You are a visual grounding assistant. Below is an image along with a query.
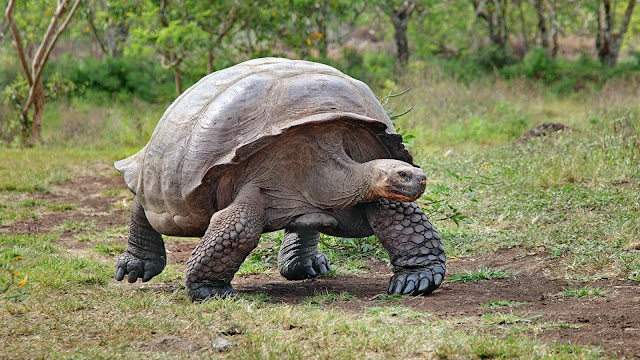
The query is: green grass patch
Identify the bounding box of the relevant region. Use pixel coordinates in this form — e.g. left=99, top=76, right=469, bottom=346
left=55, top=220, right=96, bottom=232
left=562, top=286, right=607, bottom=299
left=155, top=263, right=184, bottom=282
left=373, top=293, right=405, bottom=302
left=481, top=300, right=530, bottom=309
left=448, top=266, right=517, bottom=283
left=46, top=203, right=77, bottom=211
left=301, top=291, right=357, bottom=306
left=93, top=242, right=126, bottom=256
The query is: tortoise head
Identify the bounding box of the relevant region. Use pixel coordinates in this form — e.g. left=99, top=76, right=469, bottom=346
left=367, top=160, right=427, bottom=202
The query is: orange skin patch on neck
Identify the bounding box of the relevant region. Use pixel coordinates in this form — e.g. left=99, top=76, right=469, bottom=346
left=376, top=187, right=420, bottom=203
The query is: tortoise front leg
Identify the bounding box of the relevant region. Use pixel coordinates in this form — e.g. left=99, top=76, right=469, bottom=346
left=278, top=229, right=333, bottom=280
left=185, top=187, right=265, bottom=301
left=366, top=199, right=446, bottom=295
left=114, top=197, right=166, bottom=283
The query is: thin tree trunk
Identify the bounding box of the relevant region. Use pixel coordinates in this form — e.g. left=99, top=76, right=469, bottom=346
left=497, top=0, right=507, bottom=48
left=87, top=6, right=107, bottom=55
left=389, top=1, right=416, bottom=67
left=517, top=0, right=528, bottom=55
left=548, top=0, right=558, bottom=57
left=29, top=80, right=44, bottom=144
left=535, top=0, right=548, bottom=49
left=5, top=0, right=82, bottom=145
left=207, top=46, right=214, bottom=74
left=174, top=67, right=183, bottom=95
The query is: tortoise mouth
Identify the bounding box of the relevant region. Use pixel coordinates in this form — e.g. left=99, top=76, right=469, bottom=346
left=384, top=185, right=424, bottom=202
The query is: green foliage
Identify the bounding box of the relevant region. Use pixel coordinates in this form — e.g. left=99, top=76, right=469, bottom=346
left=0, top=248, right=29, bottom=300
left=50, top=56, right=175, bottom=102
left=301, top=291, right=356, bottom=306
left=562, top=286, right=607, bottom=298
left=1, top=73, right=76, bottom=145
left=421, top=166, right=500, bottom=226
left=474, top=46, right=517, bottom=70
left=481, top=300, right=530, bottom=309
left=448, top=266, right=517, bottom=283
left=330, top=49, right=396, bottom=89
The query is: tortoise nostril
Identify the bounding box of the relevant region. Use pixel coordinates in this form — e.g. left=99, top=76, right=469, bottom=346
left=417, top=175, right=427, bottom=185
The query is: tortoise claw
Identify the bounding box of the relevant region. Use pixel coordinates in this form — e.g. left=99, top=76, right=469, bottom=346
left=279, top=252, right=333, bottom=280
left=388, top=264, right=446, bottom=296
left=114, top=251, right=166, bottom=283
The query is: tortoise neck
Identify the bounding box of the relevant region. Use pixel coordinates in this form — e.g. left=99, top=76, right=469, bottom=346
left=350, top=161, right=381, bottom=204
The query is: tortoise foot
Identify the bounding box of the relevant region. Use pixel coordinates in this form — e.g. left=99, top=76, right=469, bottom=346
left=187, top=281, right=234, bottom=301
left=388, top=264, right=445, bottom=296
left=114, top=251, right=166, bottom=283
left=280, top=253, right=333, bottom=280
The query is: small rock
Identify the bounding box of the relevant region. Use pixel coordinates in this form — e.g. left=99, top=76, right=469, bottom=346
left=628, top=242, right=640, bottom=250
left=222, top=323, right=243, bottom=336
left=212, top=337, right=232, bottom=352
left=444, top=149, right=454, bottom=157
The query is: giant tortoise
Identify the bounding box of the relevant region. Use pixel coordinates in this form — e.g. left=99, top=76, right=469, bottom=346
left=114, top=57, right=446, bottom=301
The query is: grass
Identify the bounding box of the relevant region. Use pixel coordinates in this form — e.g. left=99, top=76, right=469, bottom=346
left=301, top=291, right=357, bottom=306
left=447, top=266, right=517, bottom=283
left=46, top=203, right=77, bottom=211
left=55, top=220, right=97, bottom=232
left=481, top=300, right=530, bottom=309
left=1, top=66, right=638, bottom=358
left=562, top=286, right=607, bottom=299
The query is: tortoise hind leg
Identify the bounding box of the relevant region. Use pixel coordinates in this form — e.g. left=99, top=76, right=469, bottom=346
left=366, top=199, right=446, bottom=295
left=186, top=186, right=265, bottom=301
left=278, top=229, right=333, bottom=280
left=115, top=197, right=167, bottom=283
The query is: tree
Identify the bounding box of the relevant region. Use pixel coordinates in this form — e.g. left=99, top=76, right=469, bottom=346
left=191, top=0, right=241, bottom=73
left=84, top=0, right=141, bottom=58
left=5, top=0, right=82, bottom=145
left=129, top=0, right=208, bottom=96
left=471, top=0, right=509, bottom=49
left=384, top=0, right=418, bottom=67
left=596, top=0, right=636, bottom=67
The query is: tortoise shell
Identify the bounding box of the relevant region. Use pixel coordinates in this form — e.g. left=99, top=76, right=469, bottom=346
left=115, top=58, right=413, bottom=235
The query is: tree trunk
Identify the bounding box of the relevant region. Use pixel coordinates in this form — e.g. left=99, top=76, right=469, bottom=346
left=207, top=46, right=214, bottom=74
left=174, top=67, right=182, bottom=96
left=29, top=80, right=44, bottom=144
left=472, top=0, right=507, bottom=49
left=517, top=0, right=528, bottom=55
left=535, top=0, right=548, bottom=49
left=106, top=21, right=128, bottom=58
left=389, top=1, right=416, bottom=67
left=597, top=0, right=636, bottom=67
left=548, top=0, right=558, bottom=57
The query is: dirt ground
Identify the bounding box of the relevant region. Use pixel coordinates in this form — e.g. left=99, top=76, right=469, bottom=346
left=2, top=174, right=639, bottom=358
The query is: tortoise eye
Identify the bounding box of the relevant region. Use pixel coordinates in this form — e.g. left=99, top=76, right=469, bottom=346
left=399, top=171, right=408, bottom=178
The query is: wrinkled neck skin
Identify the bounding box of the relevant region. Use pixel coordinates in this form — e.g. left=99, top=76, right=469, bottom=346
left=316, top=158, right=402, bottom=209
left=349, top=161, right=386, bottom=205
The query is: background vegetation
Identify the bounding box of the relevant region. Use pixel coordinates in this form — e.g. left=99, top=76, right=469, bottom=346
left=1, top=0, right=640, bottom=358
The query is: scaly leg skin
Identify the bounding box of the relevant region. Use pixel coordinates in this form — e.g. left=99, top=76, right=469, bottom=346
left=367, top=199, right=446, bottom=295
left=185, top=188, right=265, bottom=301
left=278, top=229, right=333, bottom=280
left=114, top=197, right=166, bottom=283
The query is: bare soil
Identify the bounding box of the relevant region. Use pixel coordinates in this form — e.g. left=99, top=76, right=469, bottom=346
left=2, top=175, right=639, bottom=358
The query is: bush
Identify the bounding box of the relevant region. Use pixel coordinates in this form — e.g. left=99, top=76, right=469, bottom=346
left=474, top=46, right=517, bottom=70
left=328, top=48, right=396, bottom=89
left=48, top=56, right=177, bottom=103
left=501, top=47, right=556, bottom=81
